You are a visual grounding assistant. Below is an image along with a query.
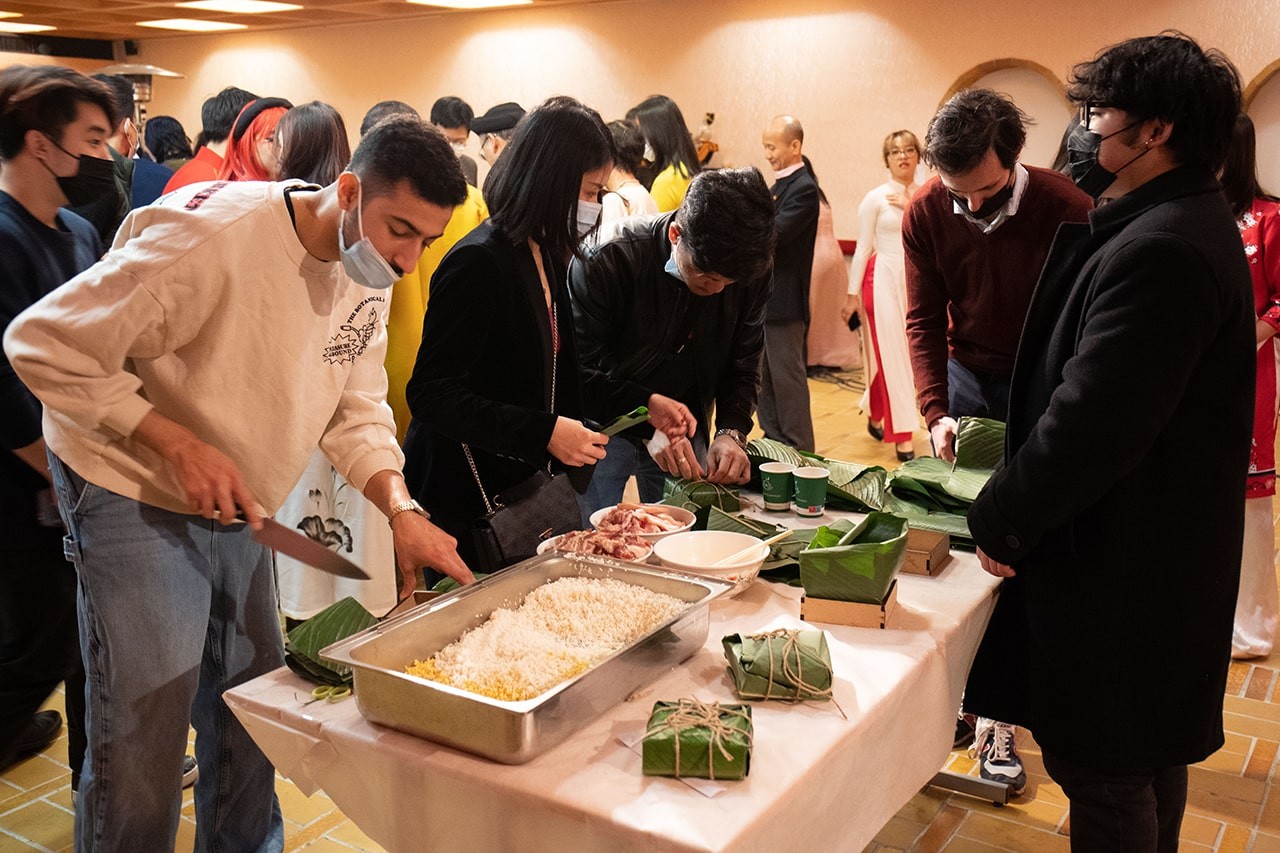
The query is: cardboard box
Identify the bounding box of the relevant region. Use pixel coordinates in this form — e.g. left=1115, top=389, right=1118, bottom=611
left=800, top=579, right=899, bottom=629
left=902, top=528, right=951, bottom=576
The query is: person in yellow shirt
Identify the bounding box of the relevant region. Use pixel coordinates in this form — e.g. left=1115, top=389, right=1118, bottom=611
left=385, top=184, right=488, bottom=442
left=629, top=95, right=701, bottom=212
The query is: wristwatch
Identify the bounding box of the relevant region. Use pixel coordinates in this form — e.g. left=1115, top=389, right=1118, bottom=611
left=714, top=428, right=748, bottom=451
left=387, top=499, right=430, bottom=527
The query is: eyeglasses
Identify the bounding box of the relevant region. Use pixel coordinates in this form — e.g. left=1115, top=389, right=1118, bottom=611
left=888, top=146, right=918, bottom=157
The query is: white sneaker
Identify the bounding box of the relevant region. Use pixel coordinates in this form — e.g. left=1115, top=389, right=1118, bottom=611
left=970, top=719, right=1026, bottom=795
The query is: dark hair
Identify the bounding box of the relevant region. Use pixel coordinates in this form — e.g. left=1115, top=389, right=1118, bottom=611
left=430, top=96, right=473, bottom=130
left=144, top=115, right=193, bottom=164
left=198, top=86, right=256, bottom=147
left=925, top=89, right=1029, bottom=174
left=675, top=167, right=776, bottom=284
left=1221, top=113, right=1279, bottom=218
left=349, top=115, right=467, bottom=208
left=607, top=119, right=645, bottom=177
left=1066, top=32, right=1242, bottom=173
left=90, top=73, right=134, bottom=129
left=360, top=99, right=419, bottom=137
left=483, top=95, right=614, bottom=262
left=0, top=64, right=119, bottom=159
left=276, top=101, right=351, bottom=186
left=630, top=95, right=700, bottom=181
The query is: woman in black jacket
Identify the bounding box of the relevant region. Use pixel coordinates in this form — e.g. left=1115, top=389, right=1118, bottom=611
left=403, top=96, right=613, bottom=568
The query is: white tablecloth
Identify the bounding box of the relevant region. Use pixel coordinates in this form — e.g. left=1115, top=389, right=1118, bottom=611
left=226, top=527, right=999, bottom=853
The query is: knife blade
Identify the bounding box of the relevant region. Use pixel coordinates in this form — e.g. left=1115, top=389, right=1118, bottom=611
left=252, top=517, right=371, bottom=580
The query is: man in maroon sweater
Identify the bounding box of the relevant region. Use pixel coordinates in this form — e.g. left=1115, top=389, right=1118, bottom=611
left=902, top=89, right=1092, bottom=795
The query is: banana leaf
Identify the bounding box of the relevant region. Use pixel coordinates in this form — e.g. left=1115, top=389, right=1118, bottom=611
left=888, top=457, right=971, bottom=512
left=431, top=573, right=491, bottom=595
left=723, top=630, right=833, bottom=702
left=953, top=416, right=1005, bottom=470
left=799, top=512, right=908, bottom=603
left=285, top=596, right=378, bottom=686
left=663, top=478, right=740, bottom=528
left=745, top=436, right=811, bottom=470
left=642, top=700, right=753, bottom=780
left=946, top=417, right=1005, bottom=502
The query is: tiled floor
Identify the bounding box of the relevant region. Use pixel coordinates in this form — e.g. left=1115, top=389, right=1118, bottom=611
left=1, top=368, right=1272, bottom=852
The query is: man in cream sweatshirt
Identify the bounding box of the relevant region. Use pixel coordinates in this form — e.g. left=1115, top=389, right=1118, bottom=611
left=4, top=115, right=472, bottom=851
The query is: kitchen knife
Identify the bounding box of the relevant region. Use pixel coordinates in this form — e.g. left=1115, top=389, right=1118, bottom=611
left=252, top=517, right=371, bottom=580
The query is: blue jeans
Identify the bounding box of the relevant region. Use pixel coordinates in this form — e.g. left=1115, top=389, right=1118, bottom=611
left=50, top=455, right=284, bottom=853
left=947, top=358, right=1011, bottom=421
left=577, top=434, right=707, bottom=525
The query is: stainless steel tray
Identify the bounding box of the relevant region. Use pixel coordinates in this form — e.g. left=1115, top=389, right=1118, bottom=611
left=321, top=553, right=734, bottom=764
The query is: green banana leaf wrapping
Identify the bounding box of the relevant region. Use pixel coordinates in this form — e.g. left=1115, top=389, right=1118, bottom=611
left=642, top=699, right=753, bottom=780
left=722, top=629, right=834, bottom=702
left=284, top=596, right=378, bottom=686
left=799, top=512, right=908, bottom=603
left=663, top=478, right=740, bottom=528
left=947, top=417, right=1006, bottom=502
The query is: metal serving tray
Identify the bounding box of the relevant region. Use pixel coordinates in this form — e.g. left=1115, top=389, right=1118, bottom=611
left=321, top=553, right=734, bottom=764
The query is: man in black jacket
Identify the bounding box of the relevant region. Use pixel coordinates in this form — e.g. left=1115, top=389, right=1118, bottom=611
left=570, top=168, right=777, bottom=516
left=965, top=34, right=1252, bottom=851
left=759, top=114, right=818, bottom=451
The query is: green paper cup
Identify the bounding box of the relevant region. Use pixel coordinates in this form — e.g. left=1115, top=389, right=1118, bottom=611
left=792, top=466, right=830, bottom=517
left=759, top=462, right=795, bottom=511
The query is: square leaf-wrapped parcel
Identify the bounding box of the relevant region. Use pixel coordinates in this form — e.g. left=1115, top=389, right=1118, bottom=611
left=642, top=699, right=753, bottom=780
left=722, top=629, right=834, bottom=702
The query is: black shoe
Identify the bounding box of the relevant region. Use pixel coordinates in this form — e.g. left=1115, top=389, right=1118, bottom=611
left=867, top=421, right=884, bottom=441
left=896, top=449, right=915, bottom=462
left=0, top=710, right=63, bottom=772
left=182, top=754, right=199, bottom=788
left=953, top=714, right=976, bottom=749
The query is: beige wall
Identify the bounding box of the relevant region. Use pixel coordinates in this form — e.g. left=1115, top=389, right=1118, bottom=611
left=114, top=0, right=1280, bottom=237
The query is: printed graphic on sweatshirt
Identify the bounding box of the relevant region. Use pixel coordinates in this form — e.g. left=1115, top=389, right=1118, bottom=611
left=184, top=182, right=229, bottom=211
left=323, top=296, right=386, bottom=366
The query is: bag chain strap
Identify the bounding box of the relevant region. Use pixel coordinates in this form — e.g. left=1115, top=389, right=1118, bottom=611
left=463, top=303, right=558, bottom=514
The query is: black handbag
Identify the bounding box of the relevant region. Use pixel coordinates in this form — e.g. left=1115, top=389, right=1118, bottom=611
left=464, top=303, right=583, bottom=571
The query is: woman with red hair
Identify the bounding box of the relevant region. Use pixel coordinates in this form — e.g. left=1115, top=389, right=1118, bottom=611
left=216, top=97, right=291, bottom=181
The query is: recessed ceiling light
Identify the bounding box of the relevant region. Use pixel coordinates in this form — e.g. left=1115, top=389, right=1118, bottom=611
left=137, top=18, right=249, bottom=31
left=0, top=21, right=55, bottom=32
left=176, top=0, right=303, bottom=13
left=406, top=0, right=533, bottom=8
left=0, top=11, right=22, bottom=19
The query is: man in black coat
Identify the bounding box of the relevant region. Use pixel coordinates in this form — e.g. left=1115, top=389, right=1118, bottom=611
left=965, top=34, right=1253, bottom=851
left=569, top=168, right=777, bottom=517
left=759, top=115, right=818, bottom=451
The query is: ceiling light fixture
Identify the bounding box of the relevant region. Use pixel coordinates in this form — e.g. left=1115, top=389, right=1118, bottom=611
left=0, top=11, right=21, bottom=19
left=406, top=0, right=533, bottom=9
left=0, top=21, right=55, bottom=33
left=137, top=18, right=249, bottom=31
left=176, top=0, right=303, bottom=13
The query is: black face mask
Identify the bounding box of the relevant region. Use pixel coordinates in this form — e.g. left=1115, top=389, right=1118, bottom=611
left=1066, top=120, right=1145, bottom=199
left=43, top=136, right=119, bottom=208
left=951, top=176, right=1014, bottom=221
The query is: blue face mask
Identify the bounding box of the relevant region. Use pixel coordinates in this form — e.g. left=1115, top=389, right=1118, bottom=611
left=663, top=253, right=684, bottom=282
left=338, top=176, right=399, bottom=290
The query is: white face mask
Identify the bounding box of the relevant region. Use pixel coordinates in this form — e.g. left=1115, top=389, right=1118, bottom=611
left=338, top=175, right=399, bottom=290
left=575, top=198, right=602, bottom=239
left=642, top=141, right=656, bottom=163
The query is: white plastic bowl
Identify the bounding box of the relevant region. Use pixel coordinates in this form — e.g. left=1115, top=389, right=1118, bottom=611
left=652, top=531, right=769, bottom=589
left=589, top=504, right=696, bottom=542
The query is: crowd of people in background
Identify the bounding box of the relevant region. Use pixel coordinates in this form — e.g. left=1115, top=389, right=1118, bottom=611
left=0, top=28, right=1275, bottom=853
